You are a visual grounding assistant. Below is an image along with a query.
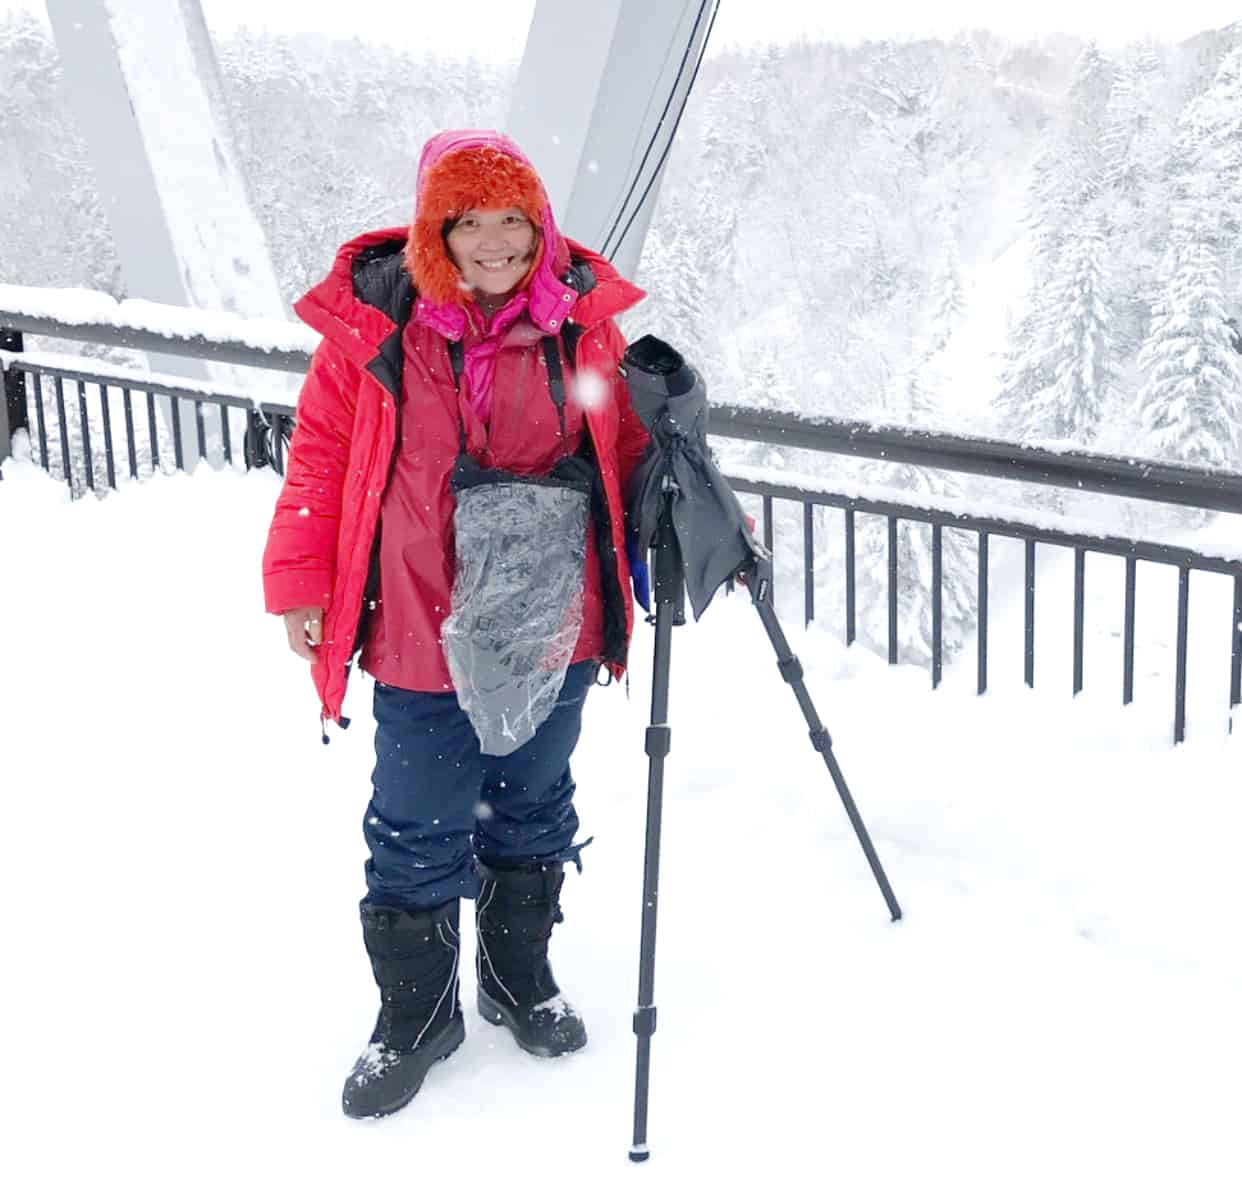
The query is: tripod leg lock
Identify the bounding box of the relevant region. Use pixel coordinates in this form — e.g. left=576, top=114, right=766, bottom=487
left=645, top=724, right=671, bottom=758
left=809, top=726, right=833, bottom=754
left=633, top=1005, right=658, bottom=1038
left=778, top=656, right=803, bottom=685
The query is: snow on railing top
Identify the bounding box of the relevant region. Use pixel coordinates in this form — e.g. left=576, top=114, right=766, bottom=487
left=710, top=402, right=1242, bottom=515
left=0, top=284, right=317, bottom=365
left=3, top=284, right=1241, bottom=515
left=710, top=401, right=1242, bottom=478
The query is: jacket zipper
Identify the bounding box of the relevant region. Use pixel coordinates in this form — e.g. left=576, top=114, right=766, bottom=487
left=348, top=385, right=402, bottom=667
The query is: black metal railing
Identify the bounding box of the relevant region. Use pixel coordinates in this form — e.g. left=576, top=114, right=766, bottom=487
left=4, top=293, right=1241, bottom=745
left=4, top=353, right=298, bottom=487
left=729, top=471, right=1242, bottom=744
left=0, top=298, right=308, bottom=485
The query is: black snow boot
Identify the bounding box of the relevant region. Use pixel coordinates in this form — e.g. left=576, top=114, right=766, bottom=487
left=341, top=898, right=465, bottom=1119
left=475, top=859, right=587, bottom=1057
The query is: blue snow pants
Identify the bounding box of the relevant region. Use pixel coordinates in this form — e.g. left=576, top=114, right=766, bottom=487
left=363, top=660, right=595, bottom=911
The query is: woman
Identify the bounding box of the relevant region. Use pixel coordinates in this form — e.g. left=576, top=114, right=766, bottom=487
left=262, top=129, right=649, bottom=1119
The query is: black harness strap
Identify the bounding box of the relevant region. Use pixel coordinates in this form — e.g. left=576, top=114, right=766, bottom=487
left=562, top=320, right=583, bottom=366
left=447, top=338, right=468, bottom=450
left=447, top=336, right=465, bottom=384
left=444, top=325, right=578, bottom=457
left=541, top=335, right=570, bottom=458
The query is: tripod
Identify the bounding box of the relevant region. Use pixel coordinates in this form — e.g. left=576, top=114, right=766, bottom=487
left=627, top=500, right=903, bottom=1164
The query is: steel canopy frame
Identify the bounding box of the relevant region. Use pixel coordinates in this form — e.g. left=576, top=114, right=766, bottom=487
left=507, top=0, right=720, bottom=280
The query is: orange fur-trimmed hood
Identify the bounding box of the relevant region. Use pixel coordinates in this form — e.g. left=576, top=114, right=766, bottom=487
left=403, top=130, right=571, bottom=310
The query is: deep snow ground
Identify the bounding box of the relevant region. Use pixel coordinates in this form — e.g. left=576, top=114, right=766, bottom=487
left=2, top=456, right=1239, bottom=1180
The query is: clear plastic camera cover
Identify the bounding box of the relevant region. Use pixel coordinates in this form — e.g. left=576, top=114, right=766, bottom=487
left=443, top=479, right=590, bottom=755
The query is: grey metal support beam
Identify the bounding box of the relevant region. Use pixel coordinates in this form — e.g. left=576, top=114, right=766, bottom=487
left=508, top=0, right=719, bottom=278
left=45, top=0, right=287, bottom=470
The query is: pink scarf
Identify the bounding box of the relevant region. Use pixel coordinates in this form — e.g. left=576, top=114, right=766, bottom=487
left=459, top=292, right=531, bottom=424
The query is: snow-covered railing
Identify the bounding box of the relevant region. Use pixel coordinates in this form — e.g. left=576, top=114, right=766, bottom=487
left=3, top=287, right=1240, bottom=742
left=1, top=344, right=299, bottom=483
left=0, top=284, right=315, bottom=372
left=0, top=286, right=311, bottom=480
left=710, top=404, right=1242, bottom=516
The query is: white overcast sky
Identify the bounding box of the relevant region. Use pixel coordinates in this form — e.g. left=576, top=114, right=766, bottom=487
left=4, top=1, right=1240, bottom=57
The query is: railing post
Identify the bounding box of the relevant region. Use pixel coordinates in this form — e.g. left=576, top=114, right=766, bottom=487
left=1, top=328, right=27, bottom=466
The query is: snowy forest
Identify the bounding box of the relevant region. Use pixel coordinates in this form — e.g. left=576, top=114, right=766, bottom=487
left=2, top=13, right=1240, bottom=663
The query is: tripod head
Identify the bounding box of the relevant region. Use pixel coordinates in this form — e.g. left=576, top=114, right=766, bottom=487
left=621, top=336, right=765, bottom=621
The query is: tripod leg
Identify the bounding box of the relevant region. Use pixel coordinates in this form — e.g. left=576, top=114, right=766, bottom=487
left=749, top=573, right=903, bottom=923
left=630, top=592, right=675, bottom=1162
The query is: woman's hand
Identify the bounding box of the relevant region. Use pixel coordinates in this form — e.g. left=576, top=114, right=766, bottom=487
left=283, top=607, right=324, bottom=663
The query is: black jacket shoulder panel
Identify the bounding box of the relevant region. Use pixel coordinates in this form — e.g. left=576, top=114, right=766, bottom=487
left=351, top=243, right=414, bottom=399
left=352, top=243, right=416, bottom=330
left=564, top=257, right=598, bottom=298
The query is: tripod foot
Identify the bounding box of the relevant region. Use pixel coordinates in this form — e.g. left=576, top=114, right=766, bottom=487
left=629, top=1146, right=650, bottom=1163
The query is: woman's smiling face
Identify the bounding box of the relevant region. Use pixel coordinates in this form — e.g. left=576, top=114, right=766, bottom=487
left=445, top=206, right=537, bottom=298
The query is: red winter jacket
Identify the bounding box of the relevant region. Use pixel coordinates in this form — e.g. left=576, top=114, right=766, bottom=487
left=262, top=229, right=648, bottom=726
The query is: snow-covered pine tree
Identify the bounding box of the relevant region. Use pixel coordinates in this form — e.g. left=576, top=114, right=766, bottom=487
left=1027, top=42, right=1114, bottom=237
left=690, top=68, right=769, bottom=354
left=993, top=293, right=1056, bottom=440
left=1099, top=42, right=1176, bottom=358
left=1100, top=43, right=1166, bottom=199
left=1024, top=213, right=1117, bottom=443
left=1132, top=48, right=1242, bottom=470
left=1175, top=46, right=1242, bottom=281
left=632, top=72, right=759, bottom=389
left=629, top=196, right=709, bottom=372
left=995, top=43, right=1117, bottom=444
left=925, top=223, right=966, bottom=358
left=993, top=157, right=1071, bottom=435
left=1135, top=194, right=1242, bottom=469
left=738, top=48, right=778, bottom=189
